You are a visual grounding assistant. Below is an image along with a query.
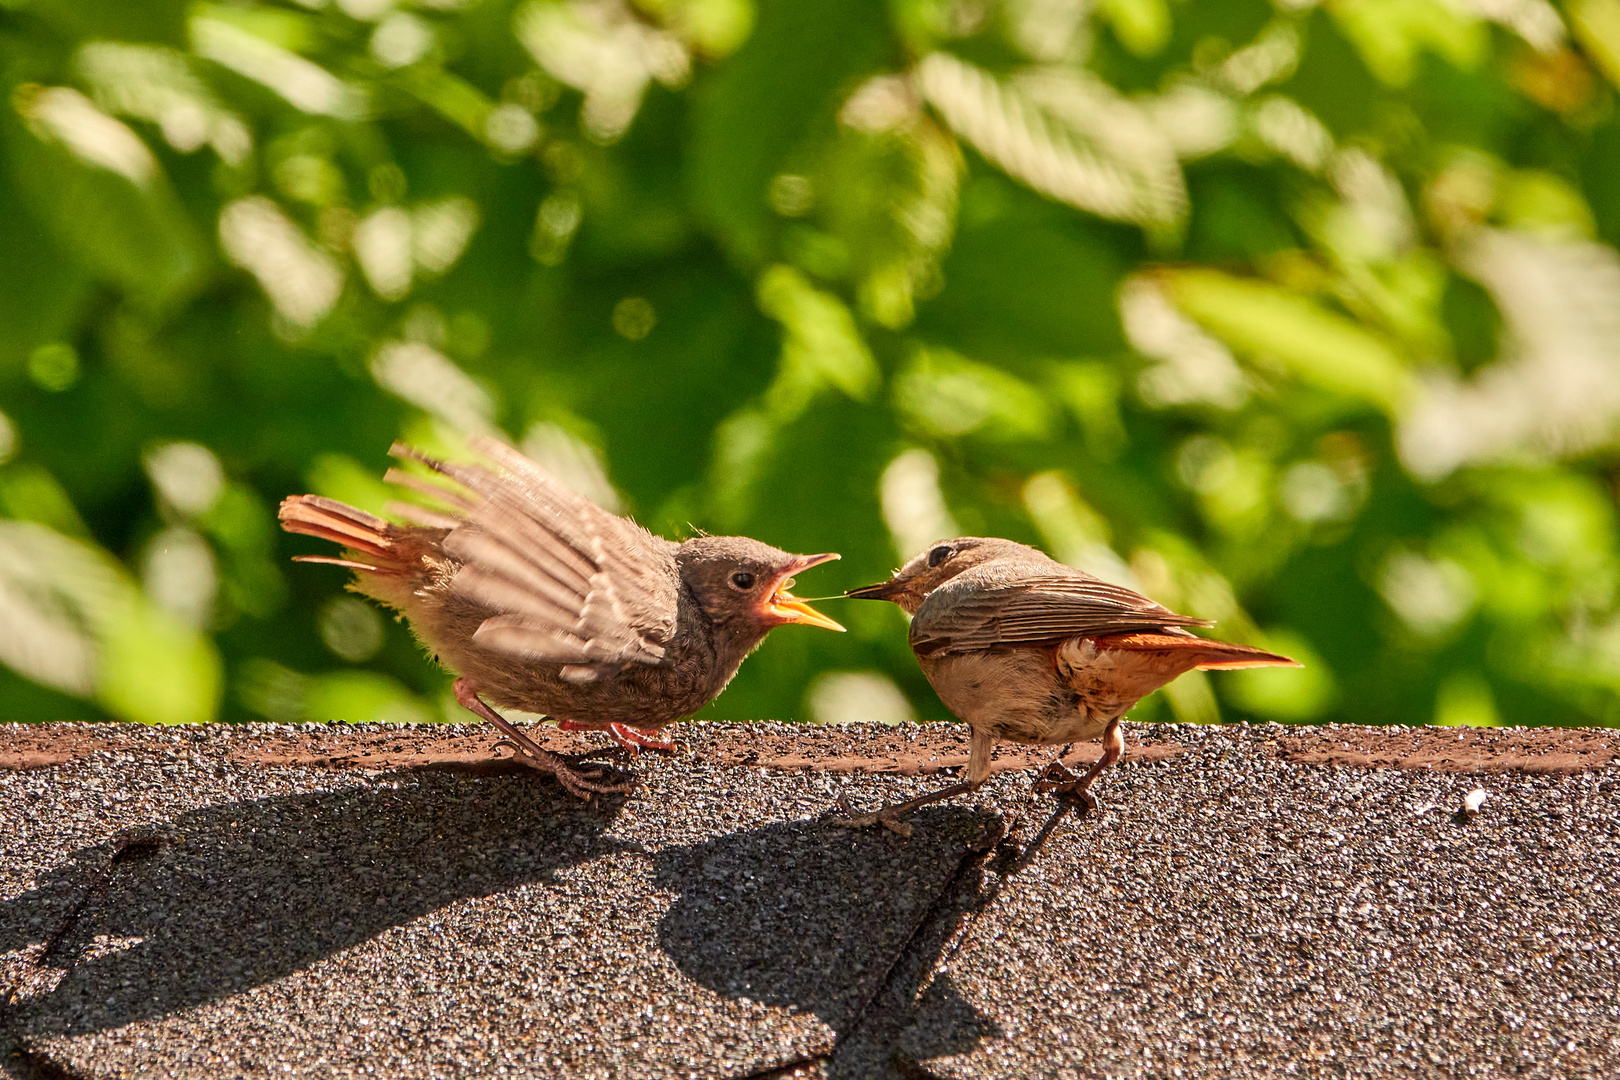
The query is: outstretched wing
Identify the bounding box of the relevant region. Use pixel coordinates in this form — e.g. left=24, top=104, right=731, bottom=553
left=391, top=437, right=678, bottom=679
left=909, top=568, right=1211, bottom=657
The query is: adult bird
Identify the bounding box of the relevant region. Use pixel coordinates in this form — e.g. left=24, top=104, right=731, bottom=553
left=839, top=537, right=1297, bottom=833
left=279, top=437, right=844, bottom=798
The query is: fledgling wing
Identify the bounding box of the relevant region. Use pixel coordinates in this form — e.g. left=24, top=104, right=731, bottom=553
left=391, top=437, right=678, bottom=678
left=909, top=563, right=1212, bottom=657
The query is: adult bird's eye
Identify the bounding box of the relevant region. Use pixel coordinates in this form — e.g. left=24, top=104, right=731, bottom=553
left=927, top=545, right=954, bottom=568
left=730, top=571, right=756, bottom=590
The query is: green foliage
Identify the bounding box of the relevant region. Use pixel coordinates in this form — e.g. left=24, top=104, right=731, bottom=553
left=3, top=0, right=1620, bottom=730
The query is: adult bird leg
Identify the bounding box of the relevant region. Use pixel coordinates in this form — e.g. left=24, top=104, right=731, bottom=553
left=1035, top=716, right=1123, bottom=816
left=830, top=729, right=996, bottom=838
left=454, top=679, right=634, bottom=800
left=829, top=779, right=983, bottom=839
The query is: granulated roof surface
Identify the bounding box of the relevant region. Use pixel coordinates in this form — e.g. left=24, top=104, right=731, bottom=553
left=2, top=720, right=1615, bottom=1078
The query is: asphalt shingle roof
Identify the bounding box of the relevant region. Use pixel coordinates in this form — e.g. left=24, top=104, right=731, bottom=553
left=2, top=720, right=1616, bottom=1078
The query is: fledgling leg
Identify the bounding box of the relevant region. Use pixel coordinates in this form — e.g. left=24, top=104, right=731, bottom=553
left=556, top=719, right=678, bottom=754
left=454, top=679, right=633, bottom=800
left=830, top=728, right=996, bottom=838
left=608, top=723, right=678, bottom=753
left=1036, top=717, right=1123, bottom=816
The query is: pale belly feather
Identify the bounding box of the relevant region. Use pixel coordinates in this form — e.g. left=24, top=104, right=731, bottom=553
left=920, top=637, right=1181, bottom=749
left=919, top=645, right=1106, bottom=747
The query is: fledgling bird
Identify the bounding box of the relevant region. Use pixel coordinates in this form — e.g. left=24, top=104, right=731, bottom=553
left=838, top=537, right=1297, bottom=833
left=278, top=437, right=844, bottom=799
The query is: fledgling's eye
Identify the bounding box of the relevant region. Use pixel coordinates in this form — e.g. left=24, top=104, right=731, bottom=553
left=729, top=571, right=756, bottom=590
left=927, top=545, right=954, bottom=568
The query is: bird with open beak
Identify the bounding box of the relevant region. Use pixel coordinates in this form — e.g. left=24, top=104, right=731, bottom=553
left=279, top=437, right=844, bottom=799
left=838, top=537, right=1297, bottom=834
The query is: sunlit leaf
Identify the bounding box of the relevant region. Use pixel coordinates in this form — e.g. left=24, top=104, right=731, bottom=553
left=6, top=87, right=204, bottom=306
left=1569, top=0, right=1620, bottom=88
left=302, top=669, right=432, bottom=724
left=916, top=53, right=1186, bottom=230
left=0, top=521, right=220, bottom=723
left=97, top=593, right=221, bottom=724
left=1224, top=630, right=1336, bottom=721
left=1096, top=0, right=1171, bottom=58
left=755, top=265, right=879, bottom=405
left=1328, top=0, right=1487, bottom=86
left=1158, top=268, right=1414, bottom=411
left=894, top=345, right=1052, bottom=441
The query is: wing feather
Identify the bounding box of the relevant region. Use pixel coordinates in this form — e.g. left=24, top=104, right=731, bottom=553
left=389, top=438, right=678, bottom=672
left=910, top=569, right=1212, bottom=656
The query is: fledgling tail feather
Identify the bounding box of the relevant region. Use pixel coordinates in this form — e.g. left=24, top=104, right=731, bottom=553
left=278, top=495, right=407, bottom=576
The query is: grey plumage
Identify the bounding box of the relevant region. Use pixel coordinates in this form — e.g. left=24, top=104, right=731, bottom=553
left=395, top=439, right=678, bottom=679
left=280, top=437, right=843, bottom=798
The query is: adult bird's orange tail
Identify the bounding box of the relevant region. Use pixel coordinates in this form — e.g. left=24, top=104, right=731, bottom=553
left=1096, top=631, right=1300, bottom=671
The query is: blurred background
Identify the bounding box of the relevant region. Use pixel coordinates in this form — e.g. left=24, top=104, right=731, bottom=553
left=3, top=0, right=1620, bottom=731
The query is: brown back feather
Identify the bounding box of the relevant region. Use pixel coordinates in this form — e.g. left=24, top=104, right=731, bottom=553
left=390, top=438, right=679, bottom=676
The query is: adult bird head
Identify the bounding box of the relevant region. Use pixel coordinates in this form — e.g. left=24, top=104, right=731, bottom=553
left=677, top=536, right=845, bottom=636
left=845, top=537, right=1045, bottom=614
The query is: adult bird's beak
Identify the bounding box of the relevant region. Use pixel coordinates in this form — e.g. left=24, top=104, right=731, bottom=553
left=845, top=578, right=900, bottom=601
left=767, top=553, right=846, bottom=632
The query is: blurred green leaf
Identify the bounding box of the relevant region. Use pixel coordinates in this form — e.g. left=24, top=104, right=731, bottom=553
left=0, top=0, right=1617, bottom=733
left=1158, top=268, right=1414, bottom=411
left=1328, top=0, right=1485, bottom=87
left=4, top=91, right=205, bottom=307
left=1225, top=630, right=1336, bottom=721
left=0, top=520, right=220, bottom=723
left=687, top=0, right=892, bottom=264
left=894, top=345, right=1052, bottom=441
left=306, top=453, right=396, bottom=516
left=0, top=463, right=91, bottom=536
left=1494, top=170, right=1597, bottom=238
left=97, top=596, right=222, bottom=724
left=302, top=669, right=433, bottom=724
left=1570, top=0, right=1620, bottom=90
left=1095, top=0, right=1171, bottom=58
left=756, top=264, right=879, bottom=405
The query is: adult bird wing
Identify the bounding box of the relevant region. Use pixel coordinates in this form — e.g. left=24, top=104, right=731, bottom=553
left=909, top=567, right=1212, bottom=657
left=390, top=437, right=678, bottom=679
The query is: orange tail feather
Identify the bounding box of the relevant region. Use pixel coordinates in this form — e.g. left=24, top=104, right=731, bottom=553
left=278, top=495, right=406, bottom=575
left=1096, top=631, right=1300, bottom=670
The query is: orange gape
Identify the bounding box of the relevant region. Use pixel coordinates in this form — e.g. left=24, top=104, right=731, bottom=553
left=837, top=537, right=1297, bottom=836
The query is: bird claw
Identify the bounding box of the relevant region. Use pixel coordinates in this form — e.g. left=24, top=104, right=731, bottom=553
left=494, top=739, right=635, bottom=800
left=1034, top=762, right=1100, bottom=816
left=827, top=796, right=915, bottom=838
left=1034, top=761, right=1082, bottom=791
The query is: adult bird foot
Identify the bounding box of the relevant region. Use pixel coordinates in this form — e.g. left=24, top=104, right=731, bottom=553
left=1034, top=761, right=1101, bottom=816
left=827, top=795, right=915, bottom=838
left=826, top=778, right=980, bottom=838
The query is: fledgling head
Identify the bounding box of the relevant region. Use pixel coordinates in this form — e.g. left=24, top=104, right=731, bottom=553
left=846, top=537, right=1057, bottom=614
left=675, top=536, right=844, bottom=642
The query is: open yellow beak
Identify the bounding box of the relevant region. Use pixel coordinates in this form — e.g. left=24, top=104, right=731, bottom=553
left=767, top=553, right=845, bottom=632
